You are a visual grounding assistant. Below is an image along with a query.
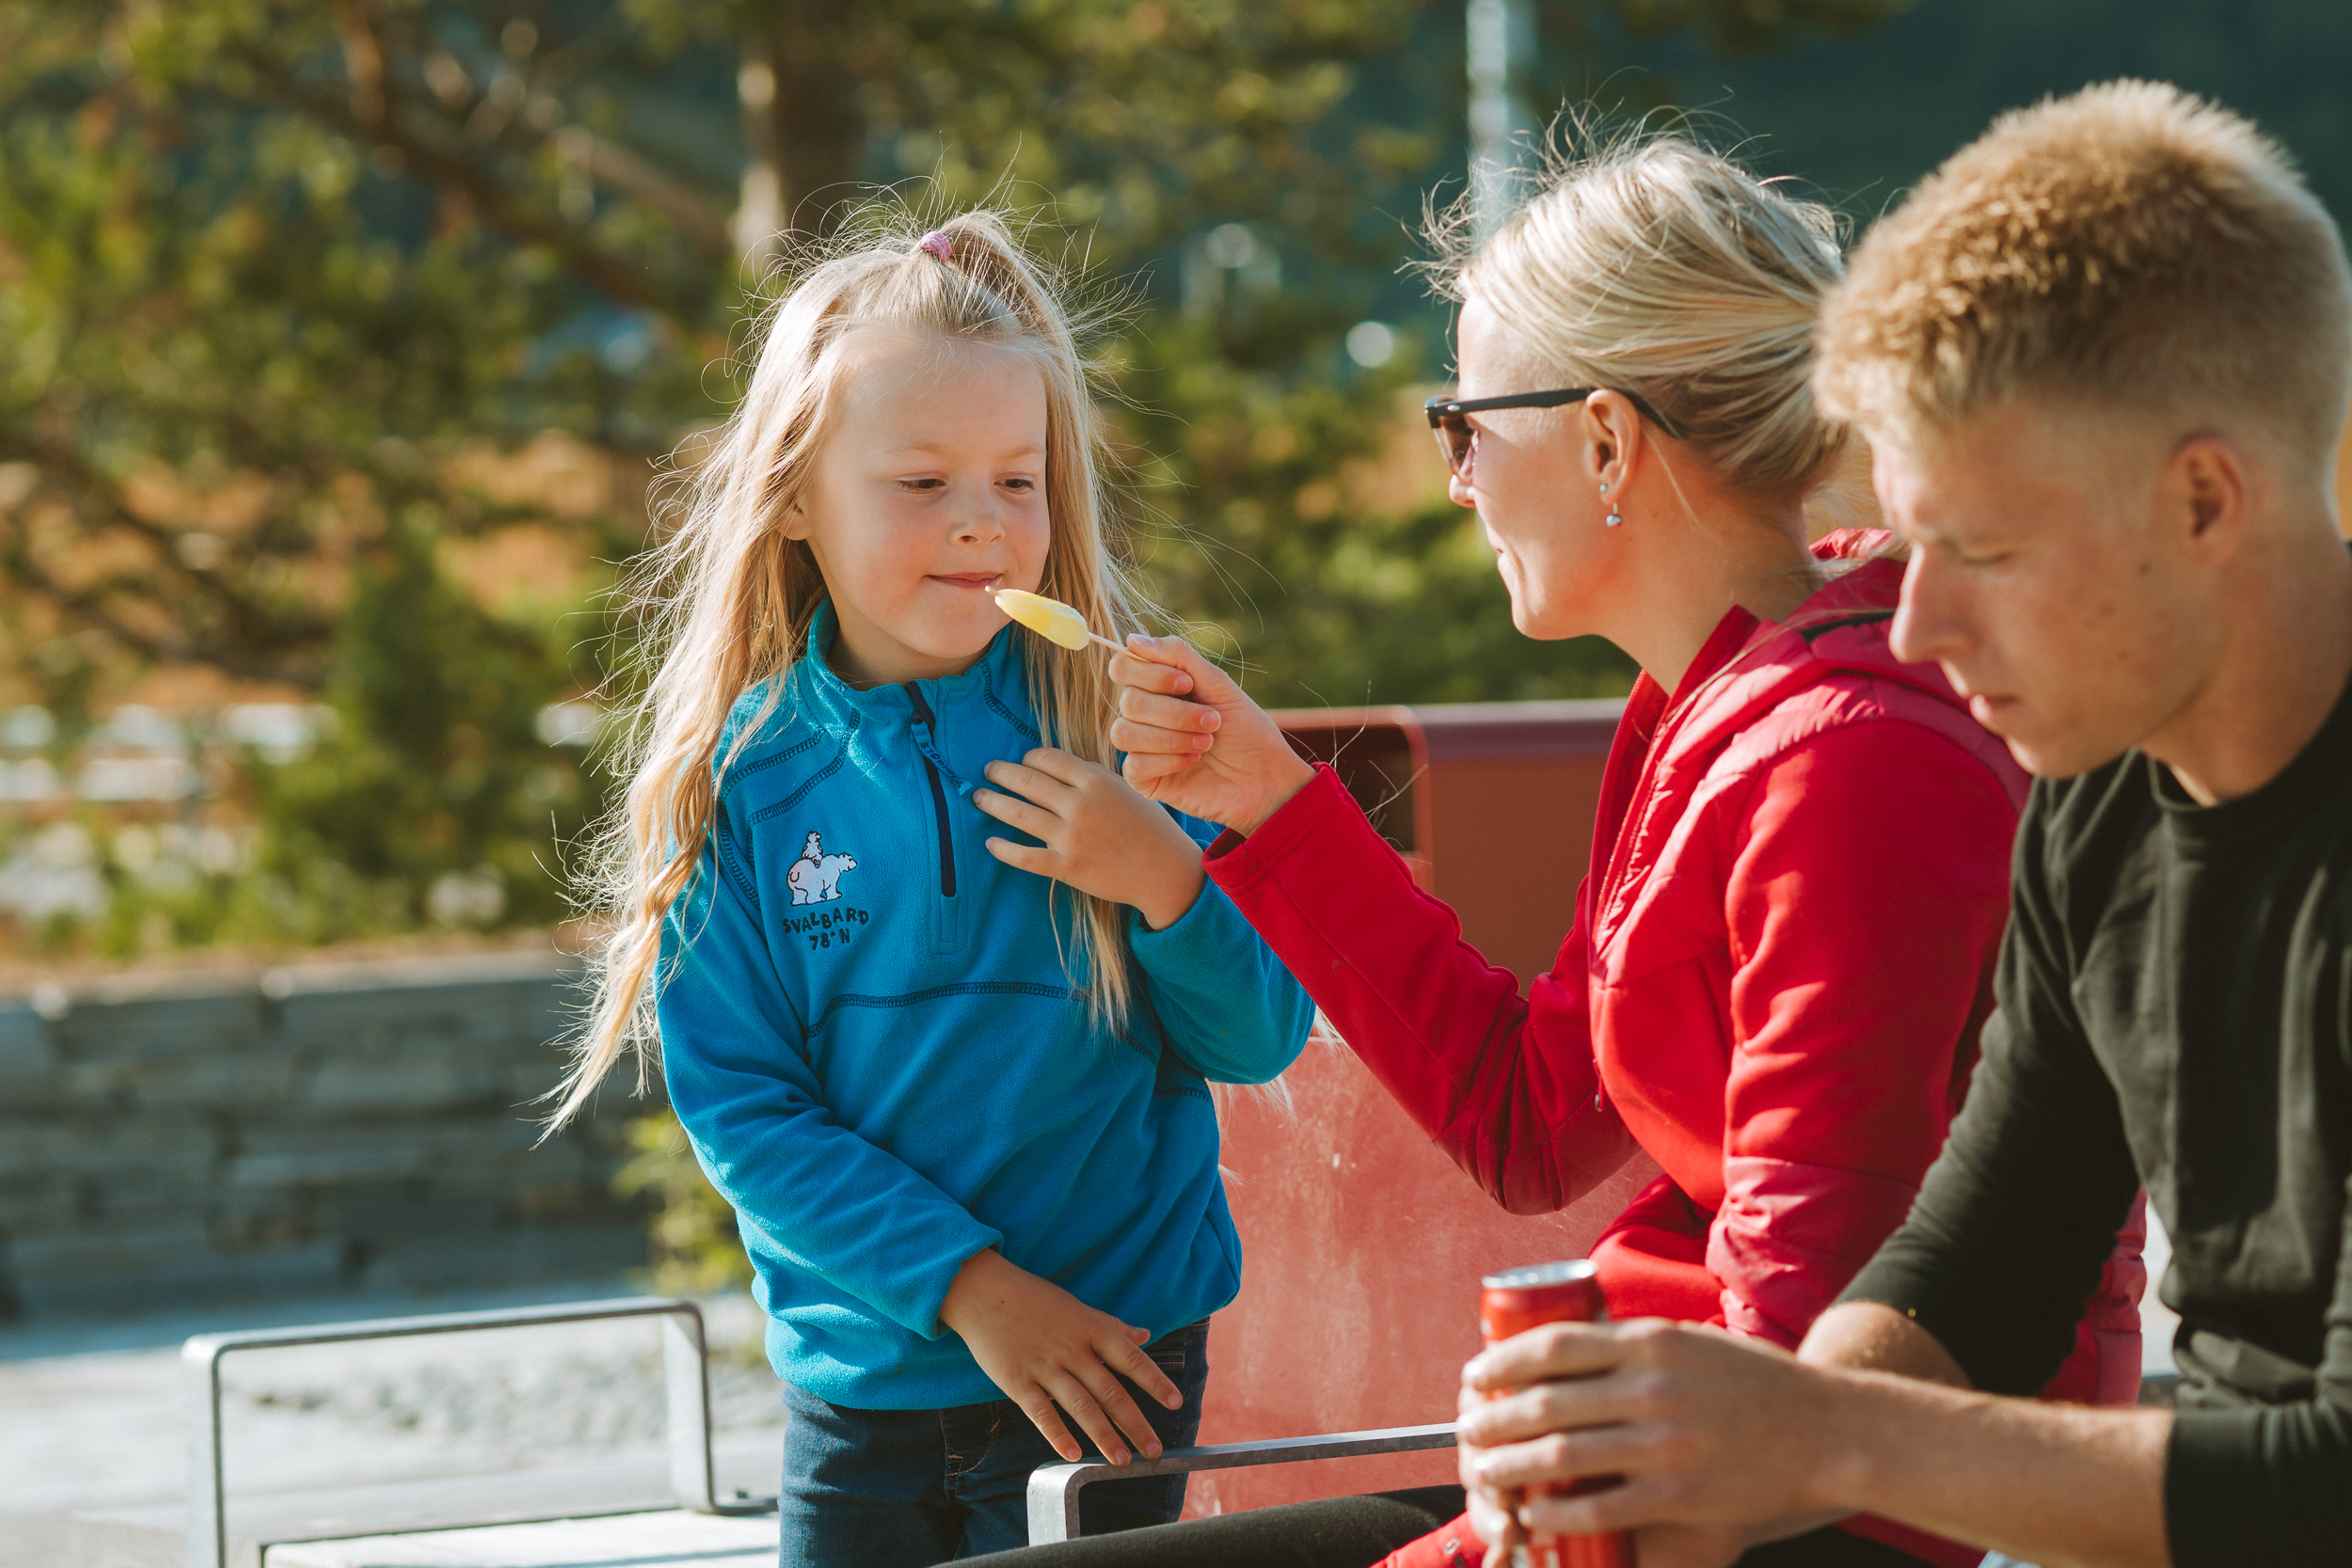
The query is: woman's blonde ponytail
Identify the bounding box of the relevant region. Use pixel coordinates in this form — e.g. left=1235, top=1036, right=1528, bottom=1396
left=1432, top=128, right=1850, bottom=504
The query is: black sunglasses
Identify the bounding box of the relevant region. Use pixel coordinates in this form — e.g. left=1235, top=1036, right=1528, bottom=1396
left=1424, top=388, right=1688, bottom=479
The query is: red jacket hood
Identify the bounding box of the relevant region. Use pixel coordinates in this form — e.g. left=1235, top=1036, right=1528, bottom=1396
left=1584, top=529, right=2026, bottom=959
left=1661, top=529, right=1967, bottom=761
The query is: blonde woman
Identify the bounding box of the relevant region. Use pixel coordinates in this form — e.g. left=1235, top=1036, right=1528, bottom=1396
left=549, top=211, right=1312, bottom=1565
left=980, top=135, right=2143, bottom=1568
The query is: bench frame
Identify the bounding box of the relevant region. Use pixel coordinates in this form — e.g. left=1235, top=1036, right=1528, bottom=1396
left=181, top=1296, right=1452, bottom=1562
left=1025, top=1421, right=1458, bottom=1544
left=181, top=1295, right=774, bottom=1568
left=182, top=1296, right=2181, bottom=1560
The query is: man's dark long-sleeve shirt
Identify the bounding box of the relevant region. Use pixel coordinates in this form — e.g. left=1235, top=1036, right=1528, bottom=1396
left=1841, top=667, right=2352, bottom=1566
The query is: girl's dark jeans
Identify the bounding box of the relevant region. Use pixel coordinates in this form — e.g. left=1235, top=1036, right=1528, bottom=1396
left=777, top=1320, right=1211, bottom=1566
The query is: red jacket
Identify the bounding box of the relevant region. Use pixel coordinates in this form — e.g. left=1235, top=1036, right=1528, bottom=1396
left=1208, top=534, right=2141, bottom=1568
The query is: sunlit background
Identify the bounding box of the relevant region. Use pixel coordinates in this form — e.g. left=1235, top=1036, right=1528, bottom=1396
left=5, top=0, right=2350, bottom=970
left=10, top=7, right=2349, bottom=1562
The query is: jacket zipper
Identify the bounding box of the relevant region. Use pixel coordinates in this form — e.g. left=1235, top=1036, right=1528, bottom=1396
left=902, top=684, right=957, bottom=897
left=1594, top=645, right=1749, bottom=941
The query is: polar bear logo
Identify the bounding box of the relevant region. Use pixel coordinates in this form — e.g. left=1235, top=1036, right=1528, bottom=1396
left=787, top=831, right=857, bottom=906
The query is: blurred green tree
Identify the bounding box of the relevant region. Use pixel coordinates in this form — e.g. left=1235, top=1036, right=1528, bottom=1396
left=0, top=1, right=660, bottom=941
left=0, top=0, right=1905, bottom=1275
left=0, top=0, right=1914, bottom=749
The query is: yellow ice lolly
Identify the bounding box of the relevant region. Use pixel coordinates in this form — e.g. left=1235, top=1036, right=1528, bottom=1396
left=989, top=586, right=1121, bottom=652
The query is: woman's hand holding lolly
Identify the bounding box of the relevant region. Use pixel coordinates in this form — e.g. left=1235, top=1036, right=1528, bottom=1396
left=1107, top=635, right=1315, bottom=836
left=938, top=1246, right=1184, bottom=1466
left=973, top=587, right=1210, bottom=925
left=982, top=586, right=1310, bottom=838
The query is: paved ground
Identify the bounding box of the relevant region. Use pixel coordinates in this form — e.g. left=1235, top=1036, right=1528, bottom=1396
left=0, top=1279, right=786, bottom=1568
left=268, top=1510, right=780, bottom=1567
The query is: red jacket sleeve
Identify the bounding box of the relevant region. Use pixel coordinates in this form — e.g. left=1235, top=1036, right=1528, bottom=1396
left=1206, top=765, right=1639, bottom=1212
left=1706, top=720, right=2019, bottom=1347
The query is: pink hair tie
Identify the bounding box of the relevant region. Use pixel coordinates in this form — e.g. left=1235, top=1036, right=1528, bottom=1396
left=915, top=230, right=954, bottom=261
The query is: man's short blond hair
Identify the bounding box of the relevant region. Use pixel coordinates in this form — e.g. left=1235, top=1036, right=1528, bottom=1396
left=1817, top=80, right=2352, bottom=476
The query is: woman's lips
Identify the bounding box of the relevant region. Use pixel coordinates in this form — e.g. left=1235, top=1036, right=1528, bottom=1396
left=929, top=573, right=1002, bottom=588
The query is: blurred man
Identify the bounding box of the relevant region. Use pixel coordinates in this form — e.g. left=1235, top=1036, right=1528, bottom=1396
left=1455, top=80, right=2352, bottom=1568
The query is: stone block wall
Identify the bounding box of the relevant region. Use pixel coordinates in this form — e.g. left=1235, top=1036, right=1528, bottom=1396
left=0, top=949, right=652, bottom=1318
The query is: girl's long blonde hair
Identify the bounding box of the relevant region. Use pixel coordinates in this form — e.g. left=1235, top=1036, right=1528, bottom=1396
left=548, top=208, right=1152, bottom=1129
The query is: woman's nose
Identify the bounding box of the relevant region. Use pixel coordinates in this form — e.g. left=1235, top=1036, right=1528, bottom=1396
left=1447, top=470, right=1477, bottom=510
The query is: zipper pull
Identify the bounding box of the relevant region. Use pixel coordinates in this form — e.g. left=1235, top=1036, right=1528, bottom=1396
left=902, top=684, right=976, bottom=797
left=910, top=724, right=975, bottom=796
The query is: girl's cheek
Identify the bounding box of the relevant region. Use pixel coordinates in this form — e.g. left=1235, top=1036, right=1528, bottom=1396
left=866, top=509, right=940, bottom=581
left=1011, top=504, right=1053, bottom=576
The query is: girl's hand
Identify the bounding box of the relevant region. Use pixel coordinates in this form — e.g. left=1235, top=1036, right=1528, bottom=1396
left=1107, top=635, right=1314, bottom=837
left=938, top=1246, right=1184, bottom=1465
left=974, top=747, right=1206, bottom=930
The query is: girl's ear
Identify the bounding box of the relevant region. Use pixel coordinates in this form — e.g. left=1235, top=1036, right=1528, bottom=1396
left=779, top=499, right=812, bottom=542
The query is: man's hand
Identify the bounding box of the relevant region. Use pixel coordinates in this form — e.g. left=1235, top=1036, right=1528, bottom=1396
left=1454, top=1311, right=2177, bottom=1568
left=1455, top=1319, right=1840, bottom=1540
left=1106, top=635, right=1314, bottom=836
left=973, top=747, right=1206, bottom=929
left=938, top=1247, right=1184, bottom=1465
left=1456, top=1391, right=1756, bottom=1568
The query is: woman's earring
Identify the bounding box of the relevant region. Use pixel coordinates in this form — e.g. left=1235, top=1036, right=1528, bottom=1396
left=1600, top=483, right=1622, bottom=529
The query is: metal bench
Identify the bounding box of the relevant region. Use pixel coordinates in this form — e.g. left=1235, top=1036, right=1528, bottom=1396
left=1025, top=1421, right=1458, bottom=1544
left=169, top=1295, right=1451, bottom=1561
left=1024, top=1371, right=2189, bottom=1544
left=173, top=1300, right=2181, bottom=1559
left=180, top=1296, right=773, bottom=1568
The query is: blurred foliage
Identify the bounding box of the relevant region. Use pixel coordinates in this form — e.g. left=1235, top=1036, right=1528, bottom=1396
left=0, top=0, right=650, bottom=942
left=240, top=527, right=596, bottom=935
left=614, top=1107, right=755, bottom=1296
left=0, top=0, right=1906, bottom=1270
left=1585, top=0, right=1904, bottom=55
left=1588, top=0, right=2352, bottom=230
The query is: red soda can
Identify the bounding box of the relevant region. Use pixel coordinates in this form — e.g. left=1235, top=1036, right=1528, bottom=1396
left=1477, top=1260, right=1634, bottom=1568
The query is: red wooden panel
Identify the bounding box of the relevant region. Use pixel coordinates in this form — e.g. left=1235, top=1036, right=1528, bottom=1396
left=1186, top=1037, right=1660, bottom=1518
left=1423, top=752, right=1604, bottom=987
left=1270, top=702, right=1622, bottom=985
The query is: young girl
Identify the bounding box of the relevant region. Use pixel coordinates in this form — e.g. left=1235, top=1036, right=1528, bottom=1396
left=548, top=211, right=1314, bottom=1565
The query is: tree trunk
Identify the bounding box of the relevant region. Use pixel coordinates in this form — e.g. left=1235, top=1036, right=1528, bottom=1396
left=733, top=1, right=867, bottom=267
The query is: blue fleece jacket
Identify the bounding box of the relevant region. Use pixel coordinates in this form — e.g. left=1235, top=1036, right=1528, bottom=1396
left=656, top=604, right=1313, bottom=1409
